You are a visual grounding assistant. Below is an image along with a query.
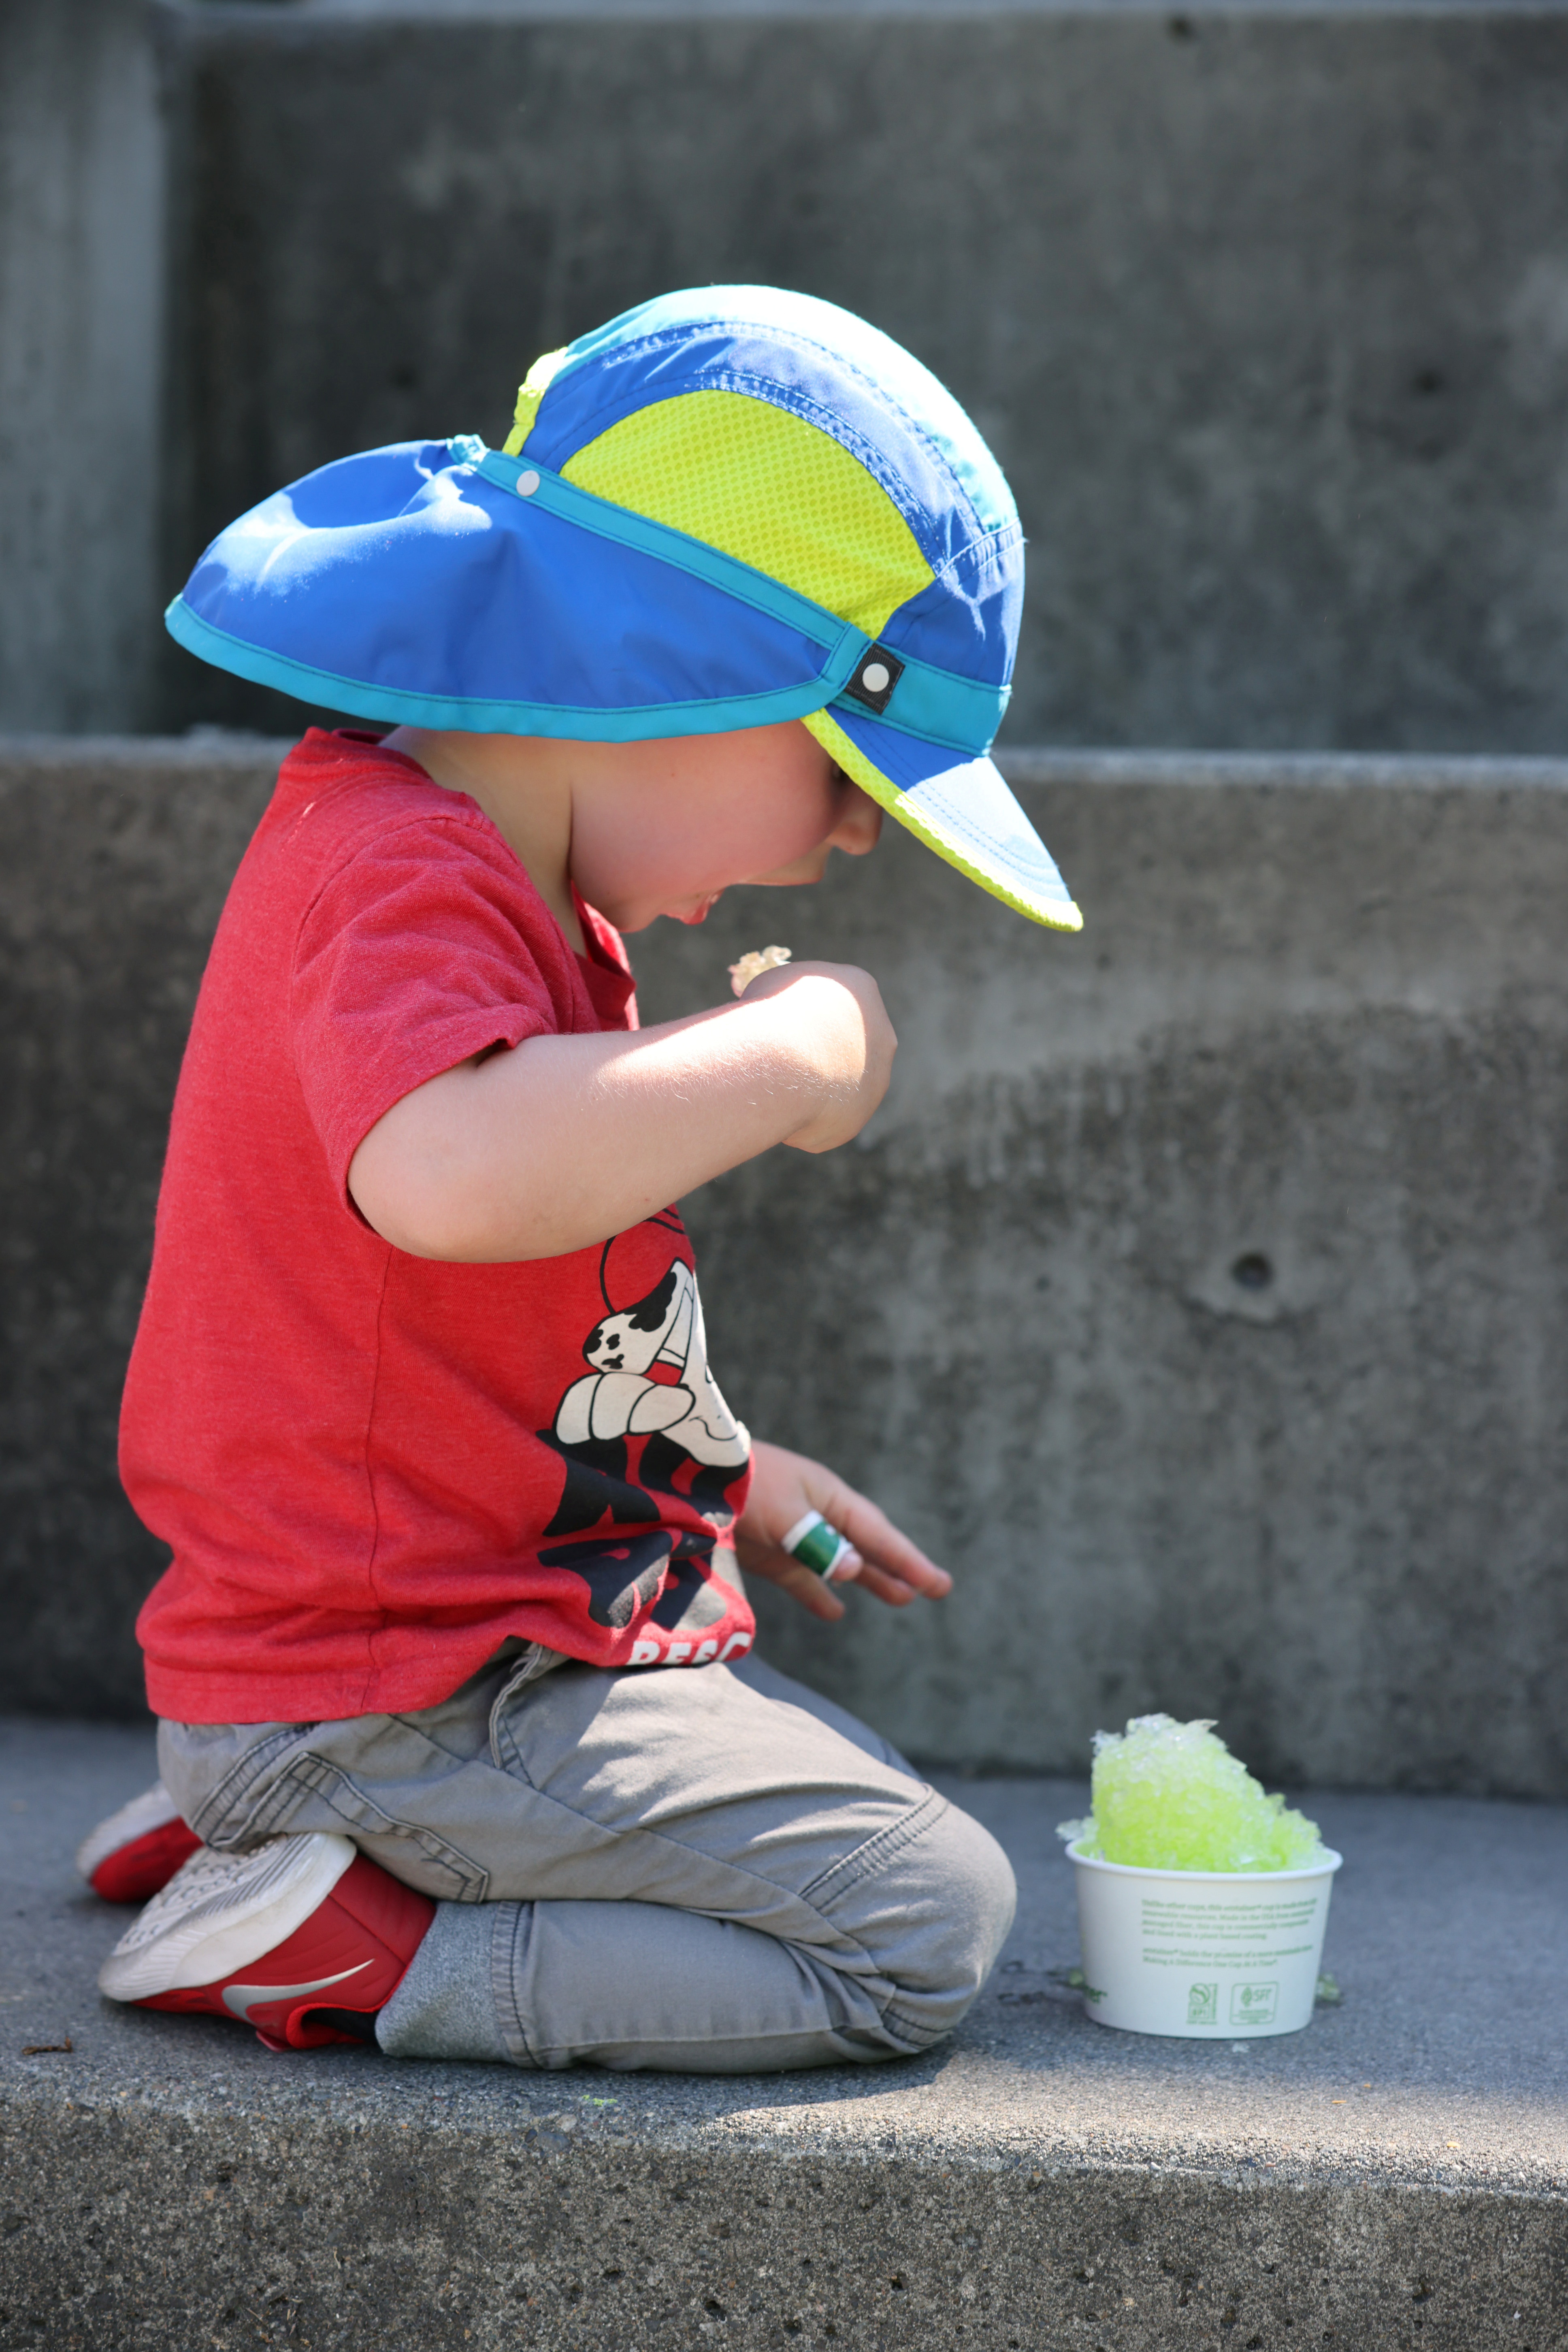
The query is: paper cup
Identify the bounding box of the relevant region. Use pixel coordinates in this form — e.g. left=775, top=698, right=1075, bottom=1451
left=1067, top=1842, right=1342, bottom=2037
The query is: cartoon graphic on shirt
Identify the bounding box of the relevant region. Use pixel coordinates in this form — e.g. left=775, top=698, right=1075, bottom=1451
left=554, top=1256, right=748, bottom=1472
left=536, top=1217, right=752, bottom=1641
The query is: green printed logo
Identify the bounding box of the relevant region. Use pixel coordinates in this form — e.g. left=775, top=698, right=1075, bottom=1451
left=1230, top=1981, right=1278, bottom=2026
left=1187, top=1983, right=1219, bottom=2025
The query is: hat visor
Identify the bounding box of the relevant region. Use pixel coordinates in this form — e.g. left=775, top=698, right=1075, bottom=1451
left=803, top=704, right=1082, bottom=933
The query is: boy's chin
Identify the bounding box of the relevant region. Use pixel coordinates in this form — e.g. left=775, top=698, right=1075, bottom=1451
left=589, top=890, right=722, bottom=933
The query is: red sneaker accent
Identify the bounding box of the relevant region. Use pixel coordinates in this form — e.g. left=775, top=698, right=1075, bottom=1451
left=89, top=1817, right=203, bottom=1906
left=136, top=1854, right=436, bottom=2050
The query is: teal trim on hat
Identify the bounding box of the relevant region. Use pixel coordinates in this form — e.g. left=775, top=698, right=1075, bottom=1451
left=833, top=648, right=1010, bottom=754
left=460, top=441, right=1009, bottom=756
left=165, top=594, right=872, bottom=741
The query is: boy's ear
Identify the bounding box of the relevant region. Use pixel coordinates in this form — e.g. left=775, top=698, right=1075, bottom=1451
left=829, top=781, right=885, bottom=859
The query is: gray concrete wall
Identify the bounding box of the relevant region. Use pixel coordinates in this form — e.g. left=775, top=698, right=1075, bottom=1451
left=159, top=1, right=1568, bottom=752
left=660, top=750, right=1568, bottom=1799
left=0, top=740, right=275, bottom=1717
left=11, top=0, right=1568, bottom=750
left=2, top=737, right=1564, bottom=1797
left=0, top=0, right=168, bottom=732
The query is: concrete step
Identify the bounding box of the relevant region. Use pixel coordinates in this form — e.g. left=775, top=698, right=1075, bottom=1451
left=0, top=1720, right=1562, bottom=2349
left=5, top=737, right=1568, bottom=1800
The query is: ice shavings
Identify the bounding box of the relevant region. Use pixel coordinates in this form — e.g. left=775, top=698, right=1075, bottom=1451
left=1057, top=1713, right=1328, bottom=1874
left=729, top=944, right=792, bottom=997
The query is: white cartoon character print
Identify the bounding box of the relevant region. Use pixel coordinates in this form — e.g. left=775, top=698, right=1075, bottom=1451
left=552, top=1259, right=748, bottom=1472
left=535, top=1225, right=752, bottom=1640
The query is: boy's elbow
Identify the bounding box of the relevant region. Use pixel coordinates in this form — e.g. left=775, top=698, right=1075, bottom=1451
left=345, top=1055, right=582, bottom=1261
left=347, top=1157, right=480, bottom=1260
left=347, top=1110, right=494, bottom=1261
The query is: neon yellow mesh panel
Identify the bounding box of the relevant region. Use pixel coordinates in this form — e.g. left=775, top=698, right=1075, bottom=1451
left=502, top=348, right=570, bottom=457
left=562, top=392, right=934, bottom=636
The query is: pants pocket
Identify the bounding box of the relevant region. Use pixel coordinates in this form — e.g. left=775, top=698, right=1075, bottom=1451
left=198, top=1738, right=492, bottom=1903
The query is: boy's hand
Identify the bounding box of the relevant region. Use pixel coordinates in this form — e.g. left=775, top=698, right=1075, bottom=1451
left=734, top=1439, right=952, bottom=1622
left=735, top=962, right=896, bottom=1153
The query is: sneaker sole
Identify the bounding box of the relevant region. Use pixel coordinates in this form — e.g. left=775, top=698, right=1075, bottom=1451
left=98, top=1832, right=358, bottom=2003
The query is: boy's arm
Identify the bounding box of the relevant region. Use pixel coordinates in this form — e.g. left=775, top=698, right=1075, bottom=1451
left=347, top=962, right=894, bottom=1262
left=737, top=1439, right=952, bottom=1620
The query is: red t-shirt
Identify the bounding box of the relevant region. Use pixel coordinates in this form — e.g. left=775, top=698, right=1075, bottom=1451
left=123, top=730, right=755, bottom=1724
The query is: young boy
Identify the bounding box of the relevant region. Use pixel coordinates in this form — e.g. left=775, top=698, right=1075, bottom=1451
left=83, top=288, right=1082, bottom=2073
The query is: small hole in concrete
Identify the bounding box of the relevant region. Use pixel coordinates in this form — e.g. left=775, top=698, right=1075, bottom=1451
left=1168, top=12, right=1196, bottom=33
left=1412, top=367, right=1445, bottom=396
left=1231, top=1252, right=1273, bottom=1291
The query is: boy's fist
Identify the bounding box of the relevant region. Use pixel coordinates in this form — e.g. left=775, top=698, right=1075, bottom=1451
left=737, top=961, right=896, bottom=1153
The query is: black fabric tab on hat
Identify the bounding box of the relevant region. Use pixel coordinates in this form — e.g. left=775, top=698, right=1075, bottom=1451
left=842, top=645, right=905, bottom=716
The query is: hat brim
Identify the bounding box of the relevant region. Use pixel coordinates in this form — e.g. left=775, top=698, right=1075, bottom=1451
left=166, top=441, right=871, bottom=741
left=803, top=705, right=1082, bottom=933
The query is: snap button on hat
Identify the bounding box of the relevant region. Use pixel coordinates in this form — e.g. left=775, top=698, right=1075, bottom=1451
left=844, top=646, right=904, bottom=715
left=516, top=470, right=540, bottom=496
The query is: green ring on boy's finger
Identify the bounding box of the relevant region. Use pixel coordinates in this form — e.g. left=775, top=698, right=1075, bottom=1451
left=781, top=1509, right=856, bottom=1583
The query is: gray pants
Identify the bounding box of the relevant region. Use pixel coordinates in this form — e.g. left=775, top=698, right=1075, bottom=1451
left=157, top=1649, right=1016, bottom=2075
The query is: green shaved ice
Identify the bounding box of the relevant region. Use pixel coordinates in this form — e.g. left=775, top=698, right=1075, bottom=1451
left=1057, top=1714, right=1327, bottom=1873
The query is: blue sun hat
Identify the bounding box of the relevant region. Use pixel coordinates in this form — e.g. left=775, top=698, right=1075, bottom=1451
left=167, top=285, right=1080, bottom=931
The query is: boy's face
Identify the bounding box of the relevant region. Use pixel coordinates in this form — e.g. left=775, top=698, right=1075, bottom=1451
left=567, top=720, right=882, bottom=933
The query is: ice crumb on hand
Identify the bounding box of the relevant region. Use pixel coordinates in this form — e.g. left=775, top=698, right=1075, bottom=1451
left=728, top=944, right=793, bottom=998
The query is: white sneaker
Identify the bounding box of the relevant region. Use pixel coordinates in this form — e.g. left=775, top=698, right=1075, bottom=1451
left=98, top=1832, right=436, bottom=2052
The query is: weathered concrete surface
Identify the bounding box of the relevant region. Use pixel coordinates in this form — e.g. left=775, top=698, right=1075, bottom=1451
left=0, top=1721, right=1562, bottom=2350
left=0, top=740, right=277, bottom=1719
left=158, top=0, right=1568, bottom=754
left=14, top=0, right=1568, bottom=749
left=3, top=739, right=1568, bottom=1793
left=0, top=0, right=167, bottom=732
left=645, top=749, right=1568, bottom=1798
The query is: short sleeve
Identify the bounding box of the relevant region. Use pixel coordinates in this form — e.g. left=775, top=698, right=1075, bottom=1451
left=291, top=812, right=576, bottom=1193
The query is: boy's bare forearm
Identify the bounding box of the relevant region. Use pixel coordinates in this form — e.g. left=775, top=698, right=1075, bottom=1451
left=348, top=970, right=890, bottom=1261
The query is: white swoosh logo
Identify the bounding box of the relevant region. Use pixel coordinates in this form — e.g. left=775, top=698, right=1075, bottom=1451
left=222, top=1960, right=371, bottom=2022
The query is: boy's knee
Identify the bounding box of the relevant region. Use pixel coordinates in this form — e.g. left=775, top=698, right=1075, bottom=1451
left=931, top=1800, right=1018, bottom=1987
left=867, top=1798, right=1016, bottom=2045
